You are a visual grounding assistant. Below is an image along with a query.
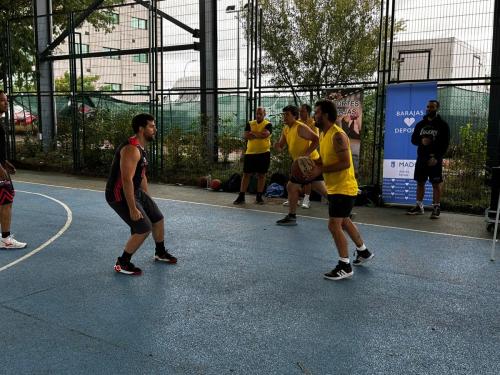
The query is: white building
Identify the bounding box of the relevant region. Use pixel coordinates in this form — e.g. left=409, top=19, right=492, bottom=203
left=390, top=37, right=485, bottom=83
left=53, top=4, right=152, bottom=101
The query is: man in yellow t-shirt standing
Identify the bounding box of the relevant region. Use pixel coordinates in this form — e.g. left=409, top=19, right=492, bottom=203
left=298, top=103, right=319, bottom=209
left=313, top=100, right=374, bottom=281
left=274, top=105, right=327, bottom=226
left=234, top=107, right=272, bottom=205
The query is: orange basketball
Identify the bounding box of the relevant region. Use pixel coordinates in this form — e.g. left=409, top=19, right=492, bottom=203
left=291, top=157, right=320, bottom=184
left=210, top=179, right=222, bottom=191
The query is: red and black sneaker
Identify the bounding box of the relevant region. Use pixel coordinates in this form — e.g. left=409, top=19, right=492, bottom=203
left=114, top=257, right=142, bottom=276
left=154, top=250, right=177, bottom=264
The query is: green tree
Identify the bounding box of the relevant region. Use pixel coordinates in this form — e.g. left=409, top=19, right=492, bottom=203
left=0, top=0, right=122, bottom=90
left=55, top=71, right=100, bottom=92
left=256, top=0, right=402, bottom=101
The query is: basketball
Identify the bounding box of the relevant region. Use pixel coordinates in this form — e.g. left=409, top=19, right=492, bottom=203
left=291, top=157, right=320, bottom=184
left=210, top=179, right=222, bottom=191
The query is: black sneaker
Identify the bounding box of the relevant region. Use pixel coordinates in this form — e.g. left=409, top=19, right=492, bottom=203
left=407, top=205, right=424, bottom=215
left=430, top=206, right=441, bottom=219
left=114, top=257, right=142, bottom=276
left=324, top=261, right=353, bottom=280
left=255, top=196, right=264, bottom=205
left=353, top=249, right=374, bottom=266
left=276, top=214, right=297, bottom=226
left=154, top=250, right=178, bottom=264
left=233, top=194, right=245, bottom=205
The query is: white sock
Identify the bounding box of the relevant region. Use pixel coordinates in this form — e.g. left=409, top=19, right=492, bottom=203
left=303, top=194, right=310, bottom=200
left=339, top=257, right=350, bottom=264
left=356, top=244, right=367, bottom=251
left=416, top=200, right=423, bottom=208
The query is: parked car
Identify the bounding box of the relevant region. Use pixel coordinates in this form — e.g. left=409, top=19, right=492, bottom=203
left=13, top=105, right=38, bottom=134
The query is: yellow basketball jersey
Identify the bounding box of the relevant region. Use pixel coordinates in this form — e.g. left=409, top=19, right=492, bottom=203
left=283, top=121, right=320, bottom=161
left=245, top=119, right=271, bottom=154
left=319, top=124, right=358, bottom=196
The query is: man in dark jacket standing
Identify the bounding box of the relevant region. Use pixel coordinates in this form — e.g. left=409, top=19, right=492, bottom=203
left=407, top=100, right=450, bottom=219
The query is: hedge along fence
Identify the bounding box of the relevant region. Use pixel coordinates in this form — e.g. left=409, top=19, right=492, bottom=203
left=12, top=89, right=490, bottom=213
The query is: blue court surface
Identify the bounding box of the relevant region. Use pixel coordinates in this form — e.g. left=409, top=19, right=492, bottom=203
left=0, top=181, right=499, bottom=375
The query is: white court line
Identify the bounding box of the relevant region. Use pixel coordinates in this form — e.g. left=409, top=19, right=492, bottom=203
left=0, top=190, right=73, bottom=273
left=16, top=179, right=490, bottom=242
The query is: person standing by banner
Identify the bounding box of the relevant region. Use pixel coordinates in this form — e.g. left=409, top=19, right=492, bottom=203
left=407, top=100, right=450, bottom=219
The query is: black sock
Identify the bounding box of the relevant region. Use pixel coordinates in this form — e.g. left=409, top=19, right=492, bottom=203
left=256, top=192, right=262, bottom=199
left=2, top=232, right=10, bottom=238
left=155, top=241, right=165, bottom=254
left=238, top=192, right=245, bottom=198
left=289, top=213, right=296, bottom=218
left=121, top=251, right=132, bottom=262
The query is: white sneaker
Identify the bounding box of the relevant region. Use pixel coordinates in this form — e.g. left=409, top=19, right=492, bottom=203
left=283, top=200, right=301, bottom=206
left=301, top=197, right=311, bottom=209
left=1, top=235, right=27, bottom=249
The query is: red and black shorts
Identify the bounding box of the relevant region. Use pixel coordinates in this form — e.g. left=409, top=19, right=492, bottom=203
left=0, top=180, right=15, bottom=206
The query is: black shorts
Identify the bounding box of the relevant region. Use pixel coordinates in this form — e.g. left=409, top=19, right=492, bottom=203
left=290, top=173, right=324, bottom=185
left=243, top=152, right=271, bottom=174
left=328, top=194, right=355, bottom=218
left=0, top=179, right=15, bottom=206
left=108, top=189, right=164, bottom=234
left=414, top=158, right=443, bottom=184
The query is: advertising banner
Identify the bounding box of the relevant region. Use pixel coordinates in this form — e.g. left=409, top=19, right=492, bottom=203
left=326, top=89, right=363, bottom=170
left=383, top=82, right=437, bottom=204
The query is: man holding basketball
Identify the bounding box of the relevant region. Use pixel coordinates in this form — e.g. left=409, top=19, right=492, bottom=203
left=407, top=100, right=450, bottom=219
left=233, top=107, right=272, bottom=205
left=313, top=100, right=373, bottom=280
left=275, top=105, right=327, bottom=226
left=106, top=113, right=177, bottom=276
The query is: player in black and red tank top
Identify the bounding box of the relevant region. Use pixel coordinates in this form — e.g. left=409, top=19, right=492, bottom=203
left=106, top=113, right=177, bottom=276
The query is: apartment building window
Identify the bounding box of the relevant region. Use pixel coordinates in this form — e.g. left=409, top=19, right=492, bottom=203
left=74, top=43, right=89, bottom=54
left=103, top=47, right=120, bottom=60
left=104, top=83, right=122, bottom=91
left=132, top=53, right=148, bottom=63
left=133, top=85, right=150, bottom=91
left=131, top=17, right=147, bottom=30
left=106, top=11, right=120, bottom=25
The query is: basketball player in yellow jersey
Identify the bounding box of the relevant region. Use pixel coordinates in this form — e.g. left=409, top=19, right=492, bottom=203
left=299, top=104, right=319, bottom=209
left=234, top=107, right=272, bottom=205
left=274, top=105, right=327, bottom=226
left=313, top=100, right=373, bottom=280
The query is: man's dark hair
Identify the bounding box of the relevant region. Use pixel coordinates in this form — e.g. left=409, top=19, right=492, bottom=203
left=429, top=100, right=440, bottom=109
left=315, top=100, right=338, bottom=122
left=0, top=90, right=4, bottom=95
left=282, top=105, right=299, bottom=119
left=300, top=103, right=312, bottom=114
left=132, top=113, right=155, bottom=133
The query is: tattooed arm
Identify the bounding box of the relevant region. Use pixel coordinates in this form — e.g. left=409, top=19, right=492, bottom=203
left=322, top=132, right=351, bottom=173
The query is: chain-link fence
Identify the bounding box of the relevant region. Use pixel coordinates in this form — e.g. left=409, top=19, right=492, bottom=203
left=3, top=0, right=499, bottom=213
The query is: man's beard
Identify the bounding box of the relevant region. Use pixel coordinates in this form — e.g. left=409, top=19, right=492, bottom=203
left=145, top=134, right=155, bottom=142
left=315, top=119, right=325, bottom=130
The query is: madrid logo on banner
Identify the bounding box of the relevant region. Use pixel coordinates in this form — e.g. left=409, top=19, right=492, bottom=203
left=383, top=82, right=437, bottom=205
